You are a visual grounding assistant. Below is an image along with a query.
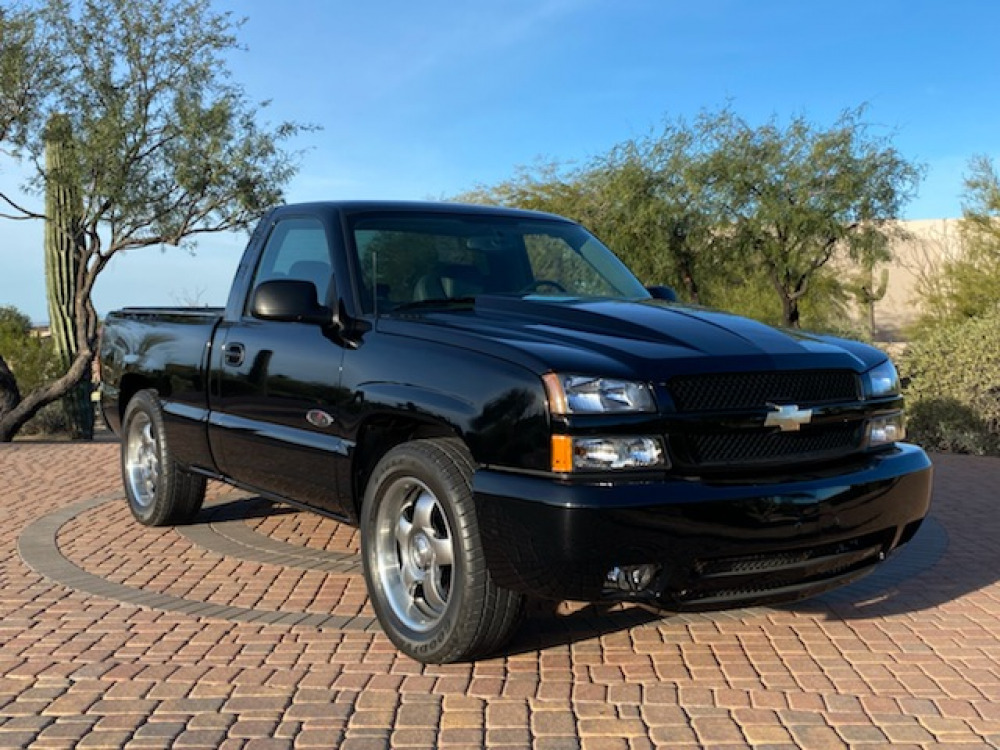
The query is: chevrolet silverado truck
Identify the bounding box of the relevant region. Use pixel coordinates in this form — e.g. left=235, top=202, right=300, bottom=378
left=99, top=200, right=933, bottom=663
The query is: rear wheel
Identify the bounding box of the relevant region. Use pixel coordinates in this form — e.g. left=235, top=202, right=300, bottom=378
left=121, top=389, right=206, bottom=526
left=361, top=437, right=524, bottom=663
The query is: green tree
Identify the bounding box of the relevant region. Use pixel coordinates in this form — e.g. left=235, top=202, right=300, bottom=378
left=459, top=120, right=726, bottom=305
left=0, top=0, right=310, bottom=441
left=574, top=121, right=725, bottom=304
left=920, top=156, right=1000, bottom=328
left=1, top=5, right=53, bottom=151
left=0, top=307, right=32, bottom=420
left=962, top=155, right=1000, bottom=250
left=704, top=107, right=922, bottom=328
left=459, top=161, right=588, bottom=218
left=459, top=107, right=921, bottom=330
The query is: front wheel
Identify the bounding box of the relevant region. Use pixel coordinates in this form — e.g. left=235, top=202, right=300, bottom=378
left=121, top=389, right=206, bottom=526
left=360, top=438, right=524, bottom=663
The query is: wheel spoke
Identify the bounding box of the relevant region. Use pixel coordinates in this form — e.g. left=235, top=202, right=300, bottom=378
left=430, top=536, right=453, bottom=567
left=400, top=558, right=420, bottom=593
left=400, top=597, right=426, bottom=626
left=423, top=572, right=448, bottom=611
left=412, top=492, right=436, bottom=532
left=395, top=514, right=413, bottom=550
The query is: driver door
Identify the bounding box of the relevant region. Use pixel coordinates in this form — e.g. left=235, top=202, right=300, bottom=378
left=209, top=215, right=352, bottom=516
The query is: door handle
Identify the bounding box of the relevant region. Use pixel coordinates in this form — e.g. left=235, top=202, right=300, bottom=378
left=224, top=342, right=245, bottom=367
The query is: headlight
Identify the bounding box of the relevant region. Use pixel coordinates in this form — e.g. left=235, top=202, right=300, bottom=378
left=865, top=360, right=901, bottom=398
left=543, top=373, right=656, bottom=414
left=551, top=435, right=667, bottom=472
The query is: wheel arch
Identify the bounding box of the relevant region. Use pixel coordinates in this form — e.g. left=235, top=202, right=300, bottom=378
left=118, top=374, right=160, bottom=421
left=351, top=415, right=464, bottom=520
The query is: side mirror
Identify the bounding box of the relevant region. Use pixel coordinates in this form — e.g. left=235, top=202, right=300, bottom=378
left=252, top=279, right=336, bottom=327
left=647, top=285, right=678, bottom=302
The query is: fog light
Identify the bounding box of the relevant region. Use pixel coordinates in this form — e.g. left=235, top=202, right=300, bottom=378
left=868, top=413, right=906, bottom=446
left=605, top=564, right=660, bottom=593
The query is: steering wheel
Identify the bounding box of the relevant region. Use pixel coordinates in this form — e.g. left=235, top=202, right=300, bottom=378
left=520, top=279, right=568, bottom=295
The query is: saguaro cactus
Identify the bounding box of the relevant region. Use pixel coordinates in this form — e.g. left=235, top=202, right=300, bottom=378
left=852, top=263, right=889, bottom=340
left=44, top=114, right=92, bottom=439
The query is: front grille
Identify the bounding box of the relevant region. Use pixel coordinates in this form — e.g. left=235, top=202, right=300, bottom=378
left=675, top=422, right=864, bottom=469
left=669, top=370, right=861, bottom=412
left=664, top=370, right=866, bottom=471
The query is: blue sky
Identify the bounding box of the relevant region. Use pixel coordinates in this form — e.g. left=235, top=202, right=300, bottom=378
left=3, top=0, right=999, bottom=323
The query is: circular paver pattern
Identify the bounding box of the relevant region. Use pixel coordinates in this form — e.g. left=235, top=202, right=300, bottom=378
left=7, top=442, right=1000, bottom=749
left=21, top=493, right=376, bottom=631
left=21, top=488, right=947, bottom=637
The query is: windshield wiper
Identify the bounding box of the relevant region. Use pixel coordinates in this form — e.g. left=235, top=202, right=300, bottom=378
left=390, top=297, right=477, bottom=313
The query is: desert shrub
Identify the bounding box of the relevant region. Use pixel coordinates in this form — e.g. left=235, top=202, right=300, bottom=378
left=905, top=398, right=1000, bottom=455
left=900, top=307, right=1000, bottom=454
left=19, top=401, right=70, bottom=436
left=0, top=305, right=68, bottom=436
left=908, top=247, right=1000, bottom=339
left=0, top=306, right=60, bottom=392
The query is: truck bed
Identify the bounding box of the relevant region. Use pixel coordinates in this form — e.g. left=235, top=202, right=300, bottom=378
left=111, top=306, right=224, bottom=320
left=99, top=307, right=224, bottom=442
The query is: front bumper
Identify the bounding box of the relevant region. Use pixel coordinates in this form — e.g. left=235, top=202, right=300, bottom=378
left=472, top=443, right=933, bottom=609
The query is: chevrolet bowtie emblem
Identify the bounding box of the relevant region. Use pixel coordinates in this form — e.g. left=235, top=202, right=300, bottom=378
left=764, top=403, right=813, bottom=432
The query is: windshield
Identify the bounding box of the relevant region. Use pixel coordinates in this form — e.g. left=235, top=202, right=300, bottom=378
left=350, top=212, right=650, bottom=314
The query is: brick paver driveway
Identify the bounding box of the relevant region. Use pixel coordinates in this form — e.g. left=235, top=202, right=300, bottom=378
left=1, top=438, right=998, bottom=749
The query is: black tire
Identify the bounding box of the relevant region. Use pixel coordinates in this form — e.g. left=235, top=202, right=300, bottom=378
left=120, top=389, right=206, bottom=526
left=360, top=437, right=524, bottom=663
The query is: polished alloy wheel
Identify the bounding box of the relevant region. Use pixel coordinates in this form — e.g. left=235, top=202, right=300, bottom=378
left=124, top=411, right=159, bottom=510
left=374, top=477, right=455, bottom=631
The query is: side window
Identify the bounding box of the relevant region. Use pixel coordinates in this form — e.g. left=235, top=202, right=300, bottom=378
left=248, top=217, right=332, bottom=314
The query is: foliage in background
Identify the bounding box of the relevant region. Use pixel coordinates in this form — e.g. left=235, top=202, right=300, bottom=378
left=910, top=155, right=1000, bottom=334
left=0, top=5, right=57, bottom=148
left=0, top=0, right=311, bottom=441
left=458, top=121, right=734, bottom=312
left=459, top=106, right=922, bottom=332
left=901, top=156, right=1000, bottom=455
left=0, top=306, right=59, bottom=393
left=0, top=306, right=67, bottom=435
left=846, top=257, right=889, bottom=340
left=706, top=266, right=869, bottom=340
left=900, top=307, right=1000, bottom=455
left=704, top=107, right=920, bottom=328
left=44, top=112, right=91, bottom=439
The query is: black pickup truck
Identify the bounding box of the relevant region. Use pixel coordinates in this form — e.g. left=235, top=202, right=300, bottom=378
left=99, top=200, right=932, bottom=663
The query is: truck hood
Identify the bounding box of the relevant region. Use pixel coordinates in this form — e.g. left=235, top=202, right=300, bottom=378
left=380, top=296, right=885, bottom=380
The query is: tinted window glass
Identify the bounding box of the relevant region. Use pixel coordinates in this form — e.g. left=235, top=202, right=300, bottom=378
left=350, top=213, right=649, bottom=313
left=248, top=218, right=332, bottom=312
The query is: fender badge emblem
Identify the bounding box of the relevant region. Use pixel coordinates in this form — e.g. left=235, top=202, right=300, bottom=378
left=764, top=403, right=813, bottom=432
left=306, top=409, right=335, bottom=429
